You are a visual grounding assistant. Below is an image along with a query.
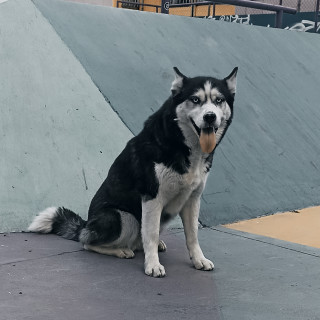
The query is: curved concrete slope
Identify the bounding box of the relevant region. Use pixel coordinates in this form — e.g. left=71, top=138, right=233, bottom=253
left=2, top=0, right=320, bottom=231
left=33, top=0, right=320, bottom=226
left=0, top=0, right=133, bottom=232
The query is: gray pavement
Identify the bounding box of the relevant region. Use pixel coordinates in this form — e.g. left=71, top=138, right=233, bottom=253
left=1, top=231, right=221, bottom=320
left=2, top=228, right=320, bottom=320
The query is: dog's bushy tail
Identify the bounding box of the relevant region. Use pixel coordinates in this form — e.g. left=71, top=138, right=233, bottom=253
left=28, top=207, right=86, bottom=241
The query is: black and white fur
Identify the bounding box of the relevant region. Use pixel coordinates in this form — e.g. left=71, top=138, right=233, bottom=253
left=29, top=67, right=238, bottom=277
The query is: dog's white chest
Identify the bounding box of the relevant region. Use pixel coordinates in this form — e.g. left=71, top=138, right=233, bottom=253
left=155, top=163, right=204, bottom=191
left=154, top=162, right=207, bottom=214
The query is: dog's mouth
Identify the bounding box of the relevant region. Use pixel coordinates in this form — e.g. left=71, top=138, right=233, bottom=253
left=190, top=118, right=217, bottom=153
left=190, top=118, right=201, bottom=136
left=190, top=118, right=218, bottom=135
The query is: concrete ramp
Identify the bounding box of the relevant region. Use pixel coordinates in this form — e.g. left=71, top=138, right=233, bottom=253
left=1, top=0, right=320, bottom=232
left=32, top=0, right=320, bottom=225
left=0, top=0, right=132, bottom=232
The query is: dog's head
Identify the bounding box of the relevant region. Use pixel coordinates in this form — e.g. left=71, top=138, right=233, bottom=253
left=171, top=67, right=238, bottom=153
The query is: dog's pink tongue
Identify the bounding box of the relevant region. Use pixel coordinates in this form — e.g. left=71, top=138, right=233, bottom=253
left=199, top=130, right=216, bottom=153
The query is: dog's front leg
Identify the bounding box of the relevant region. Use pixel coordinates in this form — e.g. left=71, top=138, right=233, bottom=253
left=180, top=194, right=214, bottom=271
left=141, top=199, right=165, bottom=277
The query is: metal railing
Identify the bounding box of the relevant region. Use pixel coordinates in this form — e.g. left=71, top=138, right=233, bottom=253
left=116, top=1, right=162, bottom=12
left=171, top=0, right=317, bottom=13
left=170, top=0, right=296, bottom=27
left=113, top=0, right=320, bottom=32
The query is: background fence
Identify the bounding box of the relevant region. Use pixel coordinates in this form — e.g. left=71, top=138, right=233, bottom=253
left=115, top=0, right=319, bottom=32
left=169, top=0, right=318, bottom=15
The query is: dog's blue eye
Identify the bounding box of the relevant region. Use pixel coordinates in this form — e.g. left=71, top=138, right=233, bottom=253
left=190, top=96, right=200, bottom=104
left=216, top=97, right=224, bottom=104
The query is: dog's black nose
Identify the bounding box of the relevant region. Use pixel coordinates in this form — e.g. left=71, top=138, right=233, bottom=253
left=203, top=112, right=216, bottom=125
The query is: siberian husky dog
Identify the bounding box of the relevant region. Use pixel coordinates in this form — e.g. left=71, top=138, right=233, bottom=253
left=29, top=67, right=238, bottom=277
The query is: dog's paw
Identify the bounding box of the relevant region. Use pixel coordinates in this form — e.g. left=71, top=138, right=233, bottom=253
left=145, top=263, right=166, bottom=278
left=116, top=248, right=135, bottom=259
left=192, top=257, right=214, bottom=271
left=158, top=240, right=167, bottom=252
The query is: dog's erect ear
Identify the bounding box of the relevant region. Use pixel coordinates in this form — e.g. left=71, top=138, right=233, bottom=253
left=225, top=67, right=238, bottom=95
left=171, top=67, right=187, bottom=96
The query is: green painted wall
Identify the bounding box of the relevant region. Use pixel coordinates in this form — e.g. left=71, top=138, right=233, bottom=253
left=33, top=0, right=320, bottom=226
left=0, top=0, right=133, bottom=232
left=1, top=0, right=320, bottom=231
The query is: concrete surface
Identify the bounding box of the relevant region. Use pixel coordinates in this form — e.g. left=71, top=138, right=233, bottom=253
left=1, top=228, right=320, bottom=320
left=1, top=0, right=320, bottom=231
left=225, top=205, right=320, bottom=248
left=200, top=227, right=320, bottom=320
left=0, top=0, right=132, bottom=232
left=33, top=0, right=320, bottom=226
left=1, top=231, right=221, bottom=320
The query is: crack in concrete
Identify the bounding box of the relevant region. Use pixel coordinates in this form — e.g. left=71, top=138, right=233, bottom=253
left=0, top=249, right=84, bottom=267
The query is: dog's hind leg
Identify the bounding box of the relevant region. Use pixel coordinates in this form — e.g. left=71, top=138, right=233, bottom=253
left=80, top=209, right=140, bottom=257
left=158, top=240, right=167, bottom=252
left=84, top=244, right=135, bottom=259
